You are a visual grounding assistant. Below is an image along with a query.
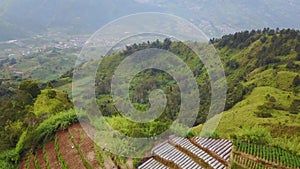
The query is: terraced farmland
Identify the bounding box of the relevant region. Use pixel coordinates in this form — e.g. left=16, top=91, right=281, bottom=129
left=138, top=136, right=300, bottom=169
left=19, top=123, right=131, bottom=169
left=19, top=123, right=300, bottom=169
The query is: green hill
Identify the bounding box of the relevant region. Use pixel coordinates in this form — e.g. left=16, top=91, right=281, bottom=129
left=53, top=28, right=300, bottom=155
left=192, top=28, right=300, bottom=155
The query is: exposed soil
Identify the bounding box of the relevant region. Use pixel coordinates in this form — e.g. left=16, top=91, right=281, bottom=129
left=29, top=155, right=35, bottom=169
left=56, top=130, right=86, bottom=169
left=18, top=160, right=26, bottom=169
left=68, top=123, right=101, bottom=169
left=103, top=154, right=117, bottom=169
left=44, top=141, right=61, bottom=169
left=36, top=149, right=47, bottom=169
left=126, top=158, right=134, bottom=169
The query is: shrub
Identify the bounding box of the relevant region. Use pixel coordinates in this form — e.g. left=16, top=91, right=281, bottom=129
left=269, top=96, right=277, bottom=102
left=186, top=131, right=196, bottom=138
left=210, top=131, right=220, bottom=139
left=296, top=54, right=300, bottom=61
left=15, top=130, right=27, bottom=157
left=46, top=90, right=56, bottom=99
left=21, top=110, right=82, bottom=153
left=19, top=80, right=41, bottom=98
left=34, top=89, right=72, bottom=116
left=286, top=60, right=297, bottom=69
left=293, top=75, right=300, bottom=87
left=0, top=149, right=19, bottom=164
left=0, top=159, right=16, bottom=169
left=290, top=99, right=300, bottom=114
left=255, top=111, right=273, bottom=118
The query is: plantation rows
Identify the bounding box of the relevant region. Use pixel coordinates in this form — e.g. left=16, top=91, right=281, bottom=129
left=19, top=123, right=126, bottom=169
left=234, top=141, right=300, bottom=168
left=233, top=153, right=275, bottom=169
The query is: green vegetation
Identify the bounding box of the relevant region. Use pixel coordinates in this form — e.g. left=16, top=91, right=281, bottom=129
left=94, top=144, right=104, bottom=168
left=19, top=80, right=41, bottom=98
left=1, top=28, right=300, bottom=168
left=0, top=47, right=78, bottom=82
left=16, top=48, right=78, bottom=82
left=42, top=146, right=50, bottom=169
left=190, top=29, right=300, bottom=157
left=25, top=153, right=31, bottom=169
left=232, top=153, right=267, bottom=169
left=105, top=115, right=171, bottom=138
left=0, top=109, right=80, bottom=167
left=33, top=154, right=41, bottom=169
left=95, top=39, right=208, bottom=125
left=34, top=89, right=72, bottom=116
left=234, top=141, right=300, bottom=168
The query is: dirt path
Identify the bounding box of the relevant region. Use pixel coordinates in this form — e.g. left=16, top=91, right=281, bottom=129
left=57, top=130, right=86, bottom=169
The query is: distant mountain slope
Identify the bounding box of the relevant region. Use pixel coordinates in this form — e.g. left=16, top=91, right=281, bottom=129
left=1, top=0, right=300, bottom=40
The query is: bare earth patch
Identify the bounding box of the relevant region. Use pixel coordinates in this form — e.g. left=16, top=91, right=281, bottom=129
left=36, top=149, right=47, bottom=169
left=45, top=141, right=61, bottom=168
left=69, top=123, right=101, bottom=169
left=57, top=130, right=86, bottom=169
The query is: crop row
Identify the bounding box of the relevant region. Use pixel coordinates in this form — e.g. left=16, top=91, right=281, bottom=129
left=54, top=136, right=69, bottom=169
left=68, top=129, right=93, bottom=169
left=233, top=153, right=271, bottom=169
left=234, top=141, right=300, bottom=168
left=94, top=143, right=105, bottom=168
left=42, top=146, right=51, bottom=169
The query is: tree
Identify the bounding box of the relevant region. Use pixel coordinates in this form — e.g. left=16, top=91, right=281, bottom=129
left=296, top=53, right=300, bottom=61
left=286, top=60, right=297, bottom=69
left=4, top=120, right=24, bottom=147
left=293, top=75, right=300, bottom=87
left=19, top=80, right=41, bottom=98
left=8, top=58, right=16, bottom=65
left=46, top=90, right=56, bottom=99
left=290, top=99, right=300, bottom=114
left=163, top=38, right=172, bottom=49
left=46, top=82, right=54, bottom=89
left=237, top=126, right=271, bottom=144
